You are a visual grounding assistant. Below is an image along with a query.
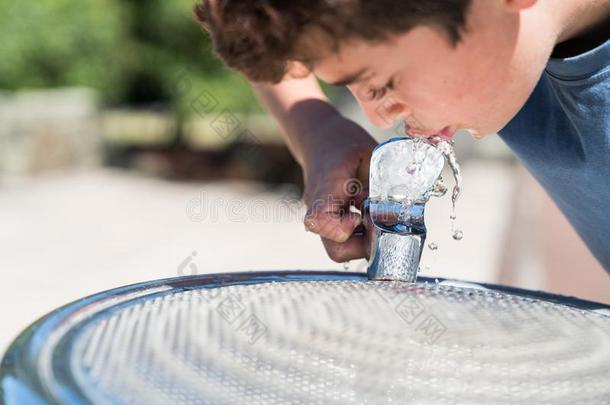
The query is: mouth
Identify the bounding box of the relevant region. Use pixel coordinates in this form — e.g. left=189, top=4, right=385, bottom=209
left=404, top=123, right=456, bottom=140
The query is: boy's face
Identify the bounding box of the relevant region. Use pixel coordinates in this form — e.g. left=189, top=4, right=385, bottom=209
left=313, top=0, right=551, bottom=139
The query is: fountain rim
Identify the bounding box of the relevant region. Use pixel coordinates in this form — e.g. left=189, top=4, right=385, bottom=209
left=2, top=270, right=609, bottom=404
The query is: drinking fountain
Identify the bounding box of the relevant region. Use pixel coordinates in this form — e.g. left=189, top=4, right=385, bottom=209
left=363, top=137, right=445, bottom=282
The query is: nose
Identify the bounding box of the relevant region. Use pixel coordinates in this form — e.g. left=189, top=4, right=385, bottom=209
left=357, top=96, right=410, bottom=129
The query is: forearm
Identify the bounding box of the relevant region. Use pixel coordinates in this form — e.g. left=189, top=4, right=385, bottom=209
left=252, top=73, right=341, bottom=167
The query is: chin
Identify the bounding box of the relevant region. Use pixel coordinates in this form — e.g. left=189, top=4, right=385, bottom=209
left=477, top=132, right=496, bottom=139
left=456, top=128, right=485, bottom=139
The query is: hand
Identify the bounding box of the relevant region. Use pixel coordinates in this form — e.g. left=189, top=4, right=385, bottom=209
left=301, top=115, right=378, bottom=262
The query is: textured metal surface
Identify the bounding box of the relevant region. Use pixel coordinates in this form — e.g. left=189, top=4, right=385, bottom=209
left=367, top=229, right=424, bottom=281
left=2, top=272, right=610, bottom=404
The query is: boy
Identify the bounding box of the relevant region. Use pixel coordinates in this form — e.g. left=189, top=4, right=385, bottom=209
left=195, top=0, right=610, bottom=272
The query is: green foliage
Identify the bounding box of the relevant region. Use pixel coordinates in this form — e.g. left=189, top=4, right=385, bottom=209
left=0, top=0, right=261, bottom=113
left=122, top=0, right=261, bottom=114
left=0, top=0, right=129, bottom=102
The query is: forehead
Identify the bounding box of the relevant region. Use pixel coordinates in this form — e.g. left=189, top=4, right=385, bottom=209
left=311, top=27, right=452, bottom=84
left=312, top=39, right=389, bottom=84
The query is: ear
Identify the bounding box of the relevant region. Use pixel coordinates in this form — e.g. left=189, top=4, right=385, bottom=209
left=505, top=0, right=538, bottom=11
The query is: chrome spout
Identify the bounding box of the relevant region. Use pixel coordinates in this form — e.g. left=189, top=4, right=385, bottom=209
left=364, top=137, right=444, bottom=282
left=363, top=200, right=426, bottom=282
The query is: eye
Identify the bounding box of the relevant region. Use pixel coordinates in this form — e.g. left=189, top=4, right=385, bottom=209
left=368, top=78, right=395, bottom=101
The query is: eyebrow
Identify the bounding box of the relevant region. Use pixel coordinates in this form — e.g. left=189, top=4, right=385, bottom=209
left=328, top=67, right=369, bottom=86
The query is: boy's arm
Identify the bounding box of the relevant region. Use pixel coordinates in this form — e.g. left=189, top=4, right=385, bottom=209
left=251, top=74, right=377, bottom=262
left=252, top=74, right=332, bottom=168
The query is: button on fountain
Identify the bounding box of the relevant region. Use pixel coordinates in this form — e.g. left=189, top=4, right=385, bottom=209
left=363, top=137, right=445, bottom=282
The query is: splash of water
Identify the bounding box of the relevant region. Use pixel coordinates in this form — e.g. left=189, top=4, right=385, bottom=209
left=429, top=176, right=448, bottom=198
left=432, top=138, right=463, bottom=241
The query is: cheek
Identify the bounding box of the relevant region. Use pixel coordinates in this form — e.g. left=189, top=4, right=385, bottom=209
left=396, top=71, right=465, bottom=122
left=389, top=42, right=529, bottom=131
left=462, top=65, right=534, bottom=132
left=416, top=64, right=515, bottom=131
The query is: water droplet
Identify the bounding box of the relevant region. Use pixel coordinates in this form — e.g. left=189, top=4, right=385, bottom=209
left=343, top=261, right=350, bottom=270
left=452, top=230, right=463, bottom=241
left=430, top=179, right=448, bottom=197
left=428, top=242, right=438, bottom=251
left=434, top=278, right=440, bottom=284
left=436, top=140, right=463, bottom=240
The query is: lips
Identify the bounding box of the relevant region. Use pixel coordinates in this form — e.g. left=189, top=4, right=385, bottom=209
left=404, top=123, right=455, bottom=140
left=437, top=127, right=455, bottom=140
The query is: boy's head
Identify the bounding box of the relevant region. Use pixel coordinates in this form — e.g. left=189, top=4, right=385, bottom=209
left=196, top=0, right=551, bottom=138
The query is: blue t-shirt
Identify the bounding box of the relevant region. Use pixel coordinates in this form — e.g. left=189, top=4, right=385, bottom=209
left=499, top=38, right=610, bottom=272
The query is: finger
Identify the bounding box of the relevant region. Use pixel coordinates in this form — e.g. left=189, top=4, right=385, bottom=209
left=305, top=210, right=361, bottom=243
left=321, top=234, right=368, bottom=262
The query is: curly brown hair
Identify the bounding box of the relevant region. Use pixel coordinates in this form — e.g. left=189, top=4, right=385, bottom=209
left=194, top=0, right=471, bottom=83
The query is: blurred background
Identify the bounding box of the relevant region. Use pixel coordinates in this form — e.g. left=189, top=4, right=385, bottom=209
left=1, top=0, right=609, bottom=354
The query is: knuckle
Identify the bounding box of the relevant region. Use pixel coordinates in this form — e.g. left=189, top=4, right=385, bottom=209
left=304, top=207, right=321, bottom=220
left=303, top=217, right=317, bottom=233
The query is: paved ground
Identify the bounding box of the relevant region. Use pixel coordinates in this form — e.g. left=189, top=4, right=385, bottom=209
left=0, top=162, right=516, bottom=355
